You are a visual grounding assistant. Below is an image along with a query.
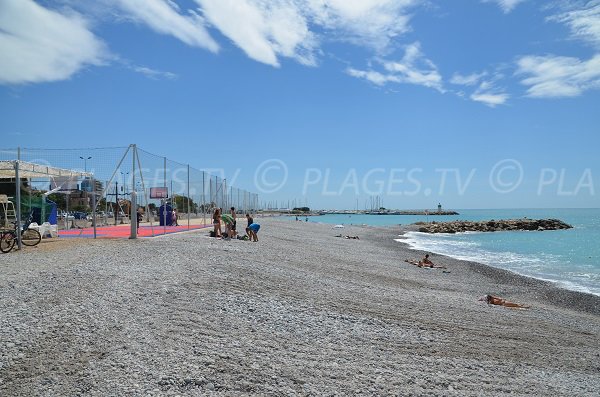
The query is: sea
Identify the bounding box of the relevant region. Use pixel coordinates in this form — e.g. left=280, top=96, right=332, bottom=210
left=289, top=209, right=600, bottom=297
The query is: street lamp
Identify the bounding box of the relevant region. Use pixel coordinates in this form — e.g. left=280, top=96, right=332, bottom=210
left=120, top=171, right=129, bottom=194
left=79, top=156, right=92, bottom=173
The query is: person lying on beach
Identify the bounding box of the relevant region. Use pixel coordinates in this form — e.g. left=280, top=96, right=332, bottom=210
left=335, top=234, right=360, bottom=239
left=404, top=254, right=446, bottom=269
left=479, top=294, right=530, bottom=309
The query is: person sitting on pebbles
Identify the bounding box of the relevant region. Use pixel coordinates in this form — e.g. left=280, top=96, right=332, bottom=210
left=479, top=294, right=530, bottom=309
left=405, top=254, right=446, bottom=269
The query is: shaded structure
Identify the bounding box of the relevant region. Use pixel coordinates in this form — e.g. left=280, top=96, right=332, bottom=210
left=0, top=160, right=92, bottom=249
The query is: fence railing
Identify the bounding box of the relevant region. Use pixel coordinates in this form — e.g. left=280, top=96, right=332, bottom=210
left=0, top=145, right=259, bottom=240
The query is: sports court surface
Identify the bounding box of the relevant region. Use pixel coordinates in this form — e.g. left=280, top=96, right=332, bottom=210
left=58, top=224, right=211, bottom=238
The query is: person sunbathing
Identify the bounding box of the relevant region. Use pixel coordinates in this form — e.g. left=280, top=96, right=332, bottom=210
left=335, top=235, right=360, bottom=239
left=404, top=254, right=446, bottom=269
left=479, top=294, right=530, bottom=309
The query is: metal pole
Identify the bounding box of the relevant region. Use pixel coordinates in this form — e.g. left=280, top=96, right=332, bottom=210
left=224, top=179, right=228, bottom=209
left=65, top=193, right=70, bottom=230
left=134, top=148, right=153, bottom=237
left=202, top=172, right=206, bottom=226
left=163, top=156, right=167, bottom=235
left=115, top=181, right=118, bottom=226
left=225, top=180, right=229, bottom=209
left=187, top=164, right=190, bottom=229
left=92, top=176, right=97, bottom=239
left=209, top=174, right=212, bottom=214
left=105, top=180, right=109, bottom=223
left=15, top=158, right=22, bottom=250
left=130, top=145, right=137, bottom=239
left=41, top=195, right=46, bottom=228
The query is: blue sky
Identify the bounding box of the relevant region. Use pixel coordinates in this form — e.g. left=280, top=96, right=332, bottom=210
left=1, top=0, right=599, bottom=209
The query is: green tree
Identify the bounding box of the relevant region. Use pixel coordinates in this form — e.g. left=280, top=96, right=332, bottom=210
left=173, top=195, right=197, bottom=212
left=47, top=193, right=66, bottom=210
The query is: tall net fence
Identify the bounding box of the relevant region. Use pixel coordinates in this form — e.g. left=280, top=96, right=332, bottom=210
left=0, top=145, right=258, bottom=238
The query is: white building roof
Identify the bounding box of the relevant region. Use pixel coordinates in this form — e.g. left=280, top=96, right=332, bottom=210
left=0, top=160, right=92, bottom=179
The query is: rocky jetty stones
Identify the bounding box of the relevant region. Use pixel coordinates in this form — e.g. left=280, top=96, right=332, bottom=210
left=417, top=218, right=573, bottom=234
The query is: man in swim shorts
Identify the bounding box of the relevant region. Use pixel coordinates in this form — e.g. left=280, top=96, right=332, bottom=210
left=246, top=223, right=260, bottom=242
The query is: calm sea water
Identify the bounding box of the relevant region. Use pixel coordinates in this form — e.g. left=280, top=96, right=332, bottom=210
left=290, top=209, right=600, bottom=296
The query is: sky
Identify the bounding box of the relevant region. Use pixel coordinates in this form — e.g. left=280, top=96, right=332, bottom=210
left=1, top=0, right=599, bottom=209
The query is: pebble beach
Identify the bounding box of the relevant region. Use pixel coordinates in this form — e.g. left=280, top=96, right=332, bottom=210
left=1, top=218, right=599, bottom=396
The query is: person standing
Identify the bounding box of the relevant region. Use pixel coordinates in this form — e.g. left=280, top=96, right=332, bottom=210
left=172, top=208, right=179, bottom=226
left=137, top=208, right=144, bottom=232
left=213, top=208, right=222, bottom=238
left=229, top=207, right=237, bottom=238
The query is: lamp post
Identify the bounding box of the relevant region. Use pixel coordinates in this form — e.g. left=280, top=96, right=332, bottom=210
left=79, top=156, right=92, bottom=173
left=121, top=171, right=129, bottom=194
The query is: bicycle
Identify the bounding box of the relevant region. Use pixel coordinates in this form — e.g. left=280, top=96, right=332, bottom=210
left=0, top=213, right=42, bottom=253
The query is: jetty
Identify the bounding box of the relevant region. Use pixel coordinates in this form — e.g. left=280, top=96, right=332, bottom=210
left=415, top=218, right=573, bottom=234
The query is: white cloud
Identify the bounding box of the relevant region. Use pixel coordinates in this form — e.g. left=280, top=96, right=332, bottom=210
left=483, top=0, right=527, bottom=14
left=450, top=72, right=487, bottom=86
left=516, top=54, right=600, bottom=98
left=306, top=0, right=417, bottom=52
left=448, top=67, right=509, bottom=106
left=475, top=79, right=509, bottom=106
left=196, top=0, right=317, bottom=67
left=470, top=92, right=509, bottom=106
left=346, top=68, right=397, bottom=85
left=132, top=66, right=178, bottom=80
left=112, top=0, right=219, bottom=52
left=0, top=0, right=108, bottom=85
left=549, top=0, right=600, bottom=48
left=345, top=42, right=443, bottom=91
left=1, top=0, right=422, bottom=84
left=196, top=0, right=419, bottom=67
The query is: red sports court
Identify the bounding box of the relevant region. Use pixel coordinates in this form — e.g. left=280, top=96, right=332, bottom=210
left=58, top=224, right=211, bottom=238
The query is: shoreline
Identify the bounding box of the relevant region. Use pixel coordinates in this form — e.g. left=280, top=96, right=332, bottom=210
left=357, top=222, right=600, bottom=316
left=306, top=216, right=600, bottom=307
left=1, top=217, right=599, bottom=395
left=399, top=228, right=600, bottom=302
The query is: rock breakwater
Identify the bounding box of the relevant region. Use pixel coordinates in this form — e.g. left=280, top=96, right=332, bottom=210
left=416, top=218, right=573, bottom=234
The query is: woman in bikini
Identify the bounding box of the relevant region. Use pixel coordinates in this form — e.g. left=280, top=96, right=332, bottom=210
left=213, top=208, right=222, bottom=238
left=479, top=294, right=530, bottom=309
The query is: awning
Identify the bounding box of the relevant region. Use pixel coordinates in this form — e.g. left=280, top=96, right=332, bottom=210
left=0, top=160, right=92, bottom=179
